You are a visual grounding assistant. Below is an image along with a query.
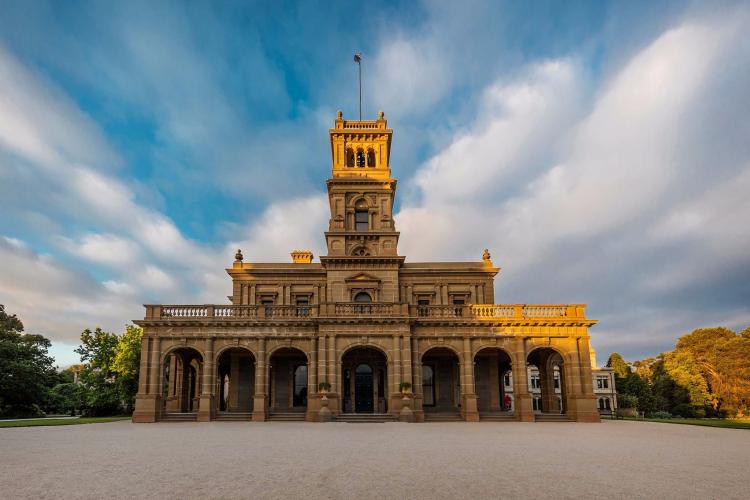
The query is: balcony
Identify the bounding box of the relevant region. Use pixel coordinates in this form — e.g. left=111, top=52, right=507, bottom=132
left=142, top=303, right=591, bottom=325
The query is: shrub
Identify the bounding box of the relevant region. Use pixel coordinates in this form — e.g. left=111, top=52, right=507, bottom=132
left=318, top=381, right=331, bottom=392
left=672, top=403, right=696, bottom=418
left=650, top=411, right=672, bottom=419
left=618, top=394, right=638, bottom=409
left=399, top=381, right=412, bottom=392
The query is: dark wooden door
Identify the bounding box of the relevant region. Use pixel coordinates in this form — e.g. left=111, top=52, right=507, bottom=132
left=354, top=364, right=374, bottom=413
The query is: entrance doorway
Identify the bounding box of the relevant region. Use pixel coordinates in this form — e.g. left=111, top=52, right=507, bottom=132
left=354, top=364, right=374, bottom=412
left=341, top=347, right=388, bottom=413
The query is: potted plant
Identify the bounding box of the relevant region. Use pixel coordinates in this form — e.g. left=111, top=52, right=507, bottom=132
left=399, top=381, right=412, bottom=394
left=317, top=381, right=332, bottom=422
left=318, top=381, right=331, bottom=393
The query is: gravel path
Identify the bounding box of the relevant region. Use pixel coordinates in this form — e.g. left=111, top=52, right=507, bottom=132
left=1, top=420, right=748, bottom=499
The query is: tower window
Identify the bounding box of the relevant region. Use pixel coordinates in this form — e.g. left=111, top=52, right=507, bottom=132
left=367, top=149, right=376, bottom=167
left=355, top=210, right=369, bottom=231
left=346, top=148, right=355, bottom=168
left=356, top=149, right=365, bottom=167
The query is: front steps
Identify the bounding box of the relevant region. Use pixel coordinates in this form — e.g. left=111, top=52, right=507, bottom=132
left=267, top=412, right=307, bottom=422
left=424, top=412, right=463, bottom=422
left=161, top=412, right=197, bottom=422
left=215, top=412, right=253, bottom=421
left=335, top=413, right=395, bottom=423
left=479, top=412, right=516, bottom=422
left=535, top=413, right=571, bottom=422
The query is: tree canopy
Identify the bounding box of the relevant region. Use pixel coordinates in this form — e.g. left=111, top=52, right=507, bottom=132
left=0, top=305, right=59, bottom=417
left=608, top=325, right=750, bottom=418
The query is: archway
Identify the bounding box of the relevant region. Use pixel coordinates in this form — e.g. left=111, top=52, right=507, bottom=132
left=474, top=348, right=513, bottom=414
left=163, top=347, right=204, bottom=414
left=268, top=348, right=308, bottom=413
left=421, top=347, right=460, bottom=415
left=216, top=348, right=255, bottom=413
left=341, top=347, right=388, bottom=414
left=527, top=348, right=565, bottom=414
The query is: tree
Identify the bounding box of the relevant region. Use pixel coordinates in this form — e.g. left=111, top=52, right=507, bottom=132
left=112, top=325, right=142, bottom=412
left=0, top=305, right=58, bottom=417
left=606, top=353, right=631, bottom=379
left=75, top=328, right=122, bottom=416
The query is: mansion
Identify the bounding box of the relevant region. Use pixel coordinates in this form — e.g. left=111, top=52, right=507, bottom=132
left=133, top=111, right=611, bottom=423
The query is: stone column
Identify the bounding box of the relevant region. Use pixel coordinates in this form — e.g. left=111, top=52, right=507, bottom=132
left=253, top=338, right=267, bottom=421
left=512, top=337, right=534, bottom=421
left=197, top=337, right=215, bottom=422
left=571, top=336, right=600, bottom=422
left=228, top=351, right=241, bottom=412
left=133, top=336, right=160, bottom=423
left=461, top=337, right=479, bottom=421
left=489, top=354, right=500, bottom=411
left=307, top=337, right=318, bottom=421
left=410, top=336, right=423, bottom=422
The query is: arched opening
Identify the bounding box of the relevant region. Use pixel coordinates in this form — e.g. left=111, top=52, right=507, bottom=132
left=474, top=348, right=513, bottom=415
left=527, top=348, right=566, bottom=414
left=421, top=347, right=461, bottom=417
left=356, top=148, right=365, bottom=167
left=162, top=347, right=204, bottom=414
left=268, top=347, right=307, bottom=414
left=354, top=291, right=372, bottom=302
left=341, top=347, right=388, bottom=414
left=216, top=348, right=255, bottom=413
left=366, top=149, right=376, bottom=167
left=346, top=148, right=355, bottom=167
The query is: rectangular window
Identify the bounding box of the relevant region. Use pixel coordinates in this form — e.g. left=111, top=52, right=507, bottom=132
left=530, top=375, right=540, bottom=389
left=596, top=376, right=609, bottom=389
left=554, top=376, right=560, bottom=390
left=417, top=298, right=430, bottom=317
left=504, top=373, right=511, bottom=387
left=295, top=298, right=310, bottom=317
left=355, top=210, right=369, bottom=231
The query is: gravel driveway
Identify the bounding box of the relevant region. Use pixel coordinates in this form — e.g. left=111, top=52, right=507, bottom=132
left=2, top=420, right=747, bottom=499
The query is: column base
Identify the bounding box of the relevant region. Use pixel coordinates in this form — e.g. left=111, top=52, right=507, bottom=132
left=196, top=395, right=215, bottom=422
left=568, top=395, right=601, bottom=422
left=515, top=394, right=535, bottom=422
left=132, top=394, right=161, bottom=423
left=462, top=394, right=479, bottom=422
left=252, top=395, right=267, bottom=421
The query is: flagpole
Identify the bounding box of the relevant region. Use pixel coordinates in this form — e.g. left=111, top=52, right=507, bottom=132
left=354, top=52, right=363, bottom=120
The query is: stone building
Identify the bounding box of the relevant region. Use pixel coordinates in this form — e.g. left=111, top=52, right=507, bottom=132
left=133, top=112, right=601, bottom=423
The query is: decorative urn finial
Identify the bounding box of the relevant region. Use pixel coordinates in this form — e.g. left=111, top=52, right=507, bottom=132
left=482, top=248, right=491, bottom=262
left=336, top=110, right=343, bottom=119
left=378, top=110, right=385, bottom=119
left=235, top=248, right=244, bottom=263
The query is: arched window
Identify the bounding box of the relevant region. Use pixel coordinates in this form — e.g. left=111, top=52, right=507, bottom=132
left=351, top=247, right=370, bottom=256
left=354, top=292, right=372, bottom=302
left=356, top=149, right=365, bottom=167
left=346, top=148, right=355, bottom=167
left=367, top=149, right=376, bottom=167
left=355, top=363, right=372, bottom=374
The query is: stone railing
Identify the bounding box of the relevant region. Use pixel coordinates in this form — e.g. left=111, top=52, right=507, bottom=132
left=412, top=304, right=587, bottom=321
left=341, top=119, right=380, bottom=129
left=147, top=305, right=318, bottom=320
left=145, top=303, right=587, bottom=322
left=331, top=302, right=396, bottom=316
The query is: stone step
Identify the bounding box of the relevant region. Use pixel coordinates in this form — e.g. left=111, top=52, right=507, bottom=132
left=268, top=412, right=307, bottom=421
left=479, top=412, right=516, bottom=422
left=335, top=413, right=395, bottom=423
left=161, top=413, right=197, bottom=422
left=424, top=413, right=463, bottom=422
left=215, top=412, right=253, bottom=421
left=535, top=413, right=571, bottom=422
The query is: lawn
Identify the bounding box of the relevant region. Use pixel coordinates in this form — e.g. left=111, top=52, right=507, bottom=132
left=642, top=418, right=750, bottom=430
left=0, top=416, right=130, bottom=428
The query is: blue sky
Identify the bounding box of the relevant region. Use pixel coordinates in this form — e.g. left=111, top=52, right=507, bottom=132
left=1, top=0, right=749, bottom=367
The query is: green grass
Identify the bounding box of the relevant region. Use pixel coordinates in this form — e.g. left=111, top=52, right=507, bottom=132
left=640, top=418, right=750, bottom=430
left=0, top=416, right=130, bottom=428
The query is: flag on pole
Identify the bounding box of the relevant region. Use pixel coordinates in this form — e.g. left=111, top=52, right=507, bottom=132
left=354, top=52, right=362, bottom=63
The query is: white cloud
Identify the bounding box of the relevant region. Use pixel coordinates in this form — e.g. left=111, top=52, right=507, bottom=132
left=61, top=233, right=141, bottom=266
left=397, top=11, right=750, bottom=357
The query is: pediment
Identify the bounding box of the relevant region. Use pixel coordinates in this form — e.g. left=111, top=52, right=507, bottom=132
left=344, top=272, right=382, bottom=283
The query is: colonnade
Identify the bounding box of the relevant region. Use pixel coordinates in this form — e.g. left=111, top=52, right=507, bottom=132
left=133, top=334, right=599, bottom=423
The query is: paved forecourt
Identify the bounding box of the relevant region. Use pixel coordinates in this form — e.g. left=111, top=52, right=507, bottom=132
left=1, top=420, right=747, bottom=499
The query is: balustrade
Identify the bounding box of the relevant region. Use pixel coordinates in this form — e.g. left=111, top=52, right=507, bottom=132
left=146, top=302, right=585, bottom=322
